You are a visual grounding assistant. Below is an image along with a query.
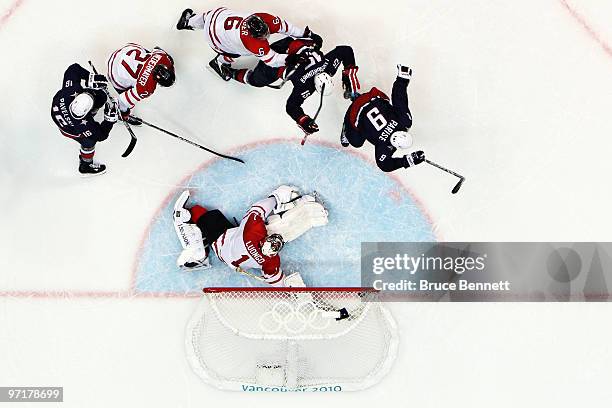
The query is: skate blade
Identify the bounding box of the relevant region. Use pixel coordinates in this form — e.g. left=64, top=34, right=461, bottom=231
left=206, top=64, right=231, bottom=82
left=79, top=169, right=107, bottom=178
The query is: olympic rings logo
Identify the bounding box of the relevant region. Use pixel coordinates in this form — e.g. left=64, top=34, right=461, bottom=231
left=258, top=301, right=333, bottom=334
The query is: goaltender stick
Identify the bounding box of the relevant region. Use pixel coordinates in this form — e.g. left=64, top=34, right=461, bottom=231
left=172, top=186, right=328, bottom=286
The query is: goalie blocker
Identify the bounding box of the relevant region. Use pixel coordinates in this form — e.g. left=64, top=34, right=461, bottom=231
left=172, top=186, right=328, bottom=286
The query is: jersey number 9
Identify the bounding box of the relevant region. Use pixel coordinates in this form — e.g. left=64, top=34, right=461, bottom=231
left=366, top=107, right=388, bottom=131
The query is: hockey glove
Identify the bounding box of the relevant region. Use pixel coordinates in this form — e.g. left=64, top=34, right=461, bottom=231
left=86, top=73, right=108, bottom=89
left=176, top=8, right=195, bottom=30
left=397, top=64, right=412, bottom=81
left=297, top=115, right=319, bottom=135
left=303, top=26, right=323, bottom=50
left=104, top=99, right=119, bottom=123
left=404, top=150, right=425, bottom=167
left=342, top=65, right=361, bottom=100
left=285, top=52, right=309, bottom=69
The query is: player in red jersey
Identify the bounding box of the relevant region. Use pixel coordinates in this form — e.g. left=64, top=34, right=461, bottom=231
left=176, top=7, right=322, bottom=87
left=172, top=186, right=328, bottom=286
left=106, top=43, right=176, bottom=125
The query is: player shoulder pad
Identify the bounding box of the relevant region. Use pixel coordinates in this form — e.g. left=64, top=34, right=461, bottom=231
left=239, top=30, right=271, bottom=57
left=254, top=13, right=283, bottom=34
left=348, top=87, right=390, bottom=128
left=242, top=211, right=268, bottom=242
left=135, top=53, right=171, bottom=97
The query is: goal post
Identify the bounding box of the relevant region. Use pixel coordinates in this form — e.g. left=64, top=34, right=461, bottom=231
left=185, top=287, right=399, bottom=391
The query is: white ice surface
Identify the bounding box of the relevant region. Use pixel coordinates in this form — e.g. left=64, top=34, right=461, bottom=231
left=1, top=0, right=612, bottom=406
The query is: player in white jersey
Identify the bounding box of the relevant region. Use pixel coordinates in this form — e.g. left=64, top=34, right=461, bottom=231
left=176, top=7, right=322, bottom=87
left=172, top=186, right=328, bottom=286
left=106, top=43, right=175, bottom=125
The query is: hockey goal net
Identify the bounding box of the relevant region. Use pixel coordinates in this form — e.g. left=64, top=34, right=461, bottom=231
left=185, top=287, right=398, bottom=391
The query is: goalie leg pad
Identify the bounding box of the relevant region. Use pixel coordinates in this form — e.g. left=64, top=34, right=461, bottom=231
left=175, top=223, right=210, bottom=270
left=173, top=190, right=192, bottom=225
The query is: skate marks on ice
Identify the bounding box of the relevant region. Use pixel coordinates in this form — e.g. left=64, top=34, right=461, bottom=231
left=134, top=140, right=436, bottom=295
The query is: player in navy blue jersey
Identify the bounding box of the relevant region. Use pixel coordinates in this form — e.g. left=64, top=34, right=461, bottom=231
left=284, top=41, right=360, bottom=134
left=51, top=63, right=118, bottom=176
left=341, top=64, right=425, bottom=173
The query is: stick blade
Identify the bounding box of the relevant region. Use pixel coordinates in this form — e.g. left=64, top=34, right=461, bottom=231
left=451, top=178, right=465, bottom=194
left=121, top=136, right=137, bottom=158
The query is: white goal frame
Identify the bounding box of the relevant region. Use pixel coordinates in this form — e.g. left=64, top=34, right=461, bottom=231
left=185, top=287, right=399, bottom=392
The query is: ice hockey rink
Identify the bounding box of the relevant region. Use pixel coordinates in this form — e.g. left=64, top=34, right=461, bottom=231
left=2, top=0, right=612, bottom=406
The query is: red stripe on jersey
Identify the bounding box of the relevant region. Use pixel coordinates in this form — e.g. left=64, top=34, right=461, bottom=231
left=263, top=54, right=274, bottom=63
left=350, top=70, right=360, bottom=92
left=108, top=49, right=125, bottom=91
left=124, top=90, right=135, bottom=107
left=209, top=7, right=226, bottom=51
left=265, top=271, right=284, bottom=284
left=212, top=241, right=222, bottom=262
left=60, top=130, right=80, bottom=139
left=129, top=88, right=141, bottom=102
left=251, top=205, right=266, bottom=215
left=349, top=87, right=389, bottom=128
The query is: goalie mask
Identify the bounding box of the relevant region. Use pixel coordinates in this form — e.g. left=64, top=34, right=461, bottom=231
left=69, top=92, right=95, bottom=119
left=390, top=130, right=413, bottom=149
left=314, top=72, right=334, bottom=96
left=261, top=234, right=284, bottom=257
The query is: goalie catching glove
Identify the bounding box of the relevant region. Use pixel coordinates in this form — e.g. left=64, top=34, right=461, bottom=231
left=269, top=185, right=301, bottom=214
left=266, top=193, right=329, bottom=243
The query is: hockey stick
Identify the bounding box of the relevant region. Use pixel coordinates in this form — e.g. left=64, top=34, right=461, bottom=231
left=134, top=117, right=245, bottom=164
left=300, top=83, right=325, bottom=146
left=235, top=266, right=267, bottom=283
left=425, top=159, right=466, bottom=194
left=266, top=63, right=300, bottom=89
left=87, top=61, right=137, bottom=158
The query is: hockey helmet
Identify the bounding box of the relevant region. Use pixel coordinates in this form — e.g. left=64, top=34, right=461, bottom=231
left=390, top=130, right=413, bottom=149
left=314, top=72, right=334, bottom=96
left=244, top=14, right=270, bottom=39
left=69, top=92, right=95, bottom=119
left=261, top=234, right=284, bottom=257
left=153, top=64, right=176, bottom=87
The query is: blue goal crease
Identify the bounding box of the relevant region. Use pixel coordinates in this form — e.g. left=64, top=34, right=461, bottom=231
left=134, top=142, right=436, bottom=294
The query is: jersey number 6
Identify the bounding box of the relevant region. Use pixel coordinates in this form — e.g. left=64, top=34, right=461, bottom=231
left=366, top=107, right=387, bottom=131
left=224, top=17, right=243, bottom=30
